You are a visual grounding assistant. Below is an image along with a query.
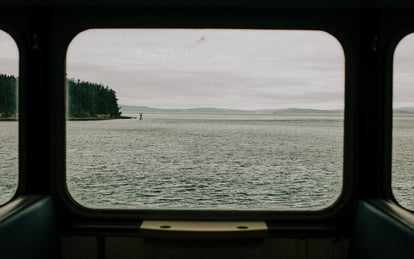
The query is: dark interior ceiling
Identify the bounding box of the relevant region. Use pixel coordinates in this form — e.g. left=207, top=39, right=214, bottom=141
left=0, top=0, right=413, bottom=10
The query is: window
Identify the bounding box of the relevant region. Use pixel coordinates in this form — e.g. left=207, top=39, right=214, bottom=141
left=0, top=30, right=19, bottom=205
left=393, top=33, right=414, bottom=210
left=66, top=29, right=344, bottom=210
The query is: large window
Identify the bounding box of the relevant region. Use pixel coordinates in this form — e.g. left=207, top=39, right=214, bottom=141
left=393, top=33, right=414, bottom=210
left=0, top=30, right=19, bottom=205
left=66, top=29, right=344, bottom=210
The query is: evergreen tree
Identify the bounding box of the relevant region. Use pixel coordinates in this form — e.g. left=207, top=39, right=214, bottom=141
left=0, top=74, right=17, bottom=118
left=66, top=78, right=122, bottom=118
left=0, top=74, right=122, bottom=119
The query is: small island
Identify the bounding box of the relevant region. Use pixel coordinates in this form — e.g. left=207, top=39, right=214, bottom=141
left=67, top=78, right=123, bottom=120
left=0, top=74, right=129, bottom=120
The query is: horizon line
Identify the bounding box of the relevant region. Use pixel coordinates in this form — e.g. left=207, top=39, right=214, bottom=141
left=119, top=104, right=346, bottom=112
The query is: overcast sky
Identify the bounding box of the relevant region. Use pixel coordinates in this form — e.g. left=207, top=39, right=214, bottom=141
left=394, top=33, right=414, bottom=108
left=0, top=31, right=18, bottom=76
left=1, top=29, right=413, bottom=110
left=66, top=29, right=344, bottom=110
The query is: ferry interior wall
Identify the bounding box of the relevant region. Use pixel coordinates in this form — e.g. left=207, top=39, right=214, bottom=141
left=0, top=0, right=414, bottom=258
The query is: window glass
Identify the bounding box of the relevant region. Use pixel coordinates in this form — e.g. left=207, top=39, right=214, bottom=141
left=66, top=29, right=344, bottom=210
left=393, top=33, right=414, bottom=210
left=0, top=30, right=19, bottom=205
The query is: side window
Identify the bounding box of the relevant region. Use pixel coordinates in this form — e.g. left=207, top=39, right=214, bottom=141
left=393, top=33, right=414, bottom=210
left=66, top=29, right=345, bottom=211
left=0, top=30, right=19, bottom=205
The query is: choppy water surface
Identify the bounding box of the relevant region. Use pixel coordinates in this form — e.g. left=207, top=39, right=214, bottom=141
left=66, top=114, right=344, bottom=210
left=0, top=121, right=18, bottom=205
left=393, top=115, right=414, bottom=209
left=4, top=114, right=412, bottom=210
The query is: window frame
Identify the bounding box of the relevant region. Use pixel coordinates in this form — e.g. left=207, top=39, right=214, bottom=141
left=0, top=23, right=24, bottom=206
left=48, top=7, right=358, bottom=221
left=64, top=28, right=347, bottom=213
left=387, top=23, right=414, bottom=211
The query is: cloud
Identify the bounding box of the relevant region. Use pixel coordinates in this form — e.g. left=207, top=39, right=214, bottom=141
left=67, top=29, right=345, bottom=109
left=0, top=58, right=18, bottom=76
left=0, top=30, right=19, bottom=76
left=394, top=34, right=414, bottom=108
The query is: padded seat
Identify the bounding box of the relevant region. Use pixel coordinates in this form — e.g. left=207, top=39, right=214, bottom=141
left=350, top=199, right=414, bottom=259
left=0, top=195, right=59, bottom=259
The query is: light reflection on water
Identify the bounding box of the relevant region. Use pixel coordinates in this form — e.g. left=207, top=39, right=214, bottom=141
left=392, top=115, right=414, bottom=210
left=67, top=113, right=344, bottom=210
left=0, top=114, right=414, bottom=210
left=2, top=114, right=414, bottom=209
left=0, top=121, right=18, bottom=205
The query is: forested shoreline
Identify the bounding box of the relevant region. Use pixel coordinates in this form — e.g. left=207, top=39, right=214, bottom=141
left=67, top=78, right=121, bottom=119
left=0, top=74, right=17, bottom=119
left=0, top=74, right=123, bottom=120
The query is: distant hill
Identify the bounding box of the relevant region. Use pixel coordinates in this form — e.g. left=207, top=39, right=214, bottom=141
left=262, top=108, right=344, bottom=115
left=120, top=105, right=257, bottom=114
left=394, top=107, right=414, bottom=114
left=121, top=105, right=414, bottom=115
left=120, top=105, right=345, bottom=115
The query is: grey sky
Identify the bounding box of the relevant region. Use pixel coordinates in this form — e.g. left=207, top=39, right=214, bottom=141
left=0, top=30, right=18, bottom=76
left=1, top=29, right=413, bottom=110
left=66, top=29, right=344, bottom=110
left=394, top=33, right=414, bottom=108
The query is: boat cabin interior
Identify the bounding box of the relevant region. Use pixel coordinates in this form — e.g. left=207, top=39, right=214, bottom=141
left=1, top=0, right=414, bottom=258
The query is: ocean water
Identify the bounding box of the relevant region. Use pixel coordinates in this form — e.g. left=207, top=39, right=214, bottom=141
left=0, top=121, right=18, bottom=205
left=66, top=113, right=344, bottom=210
left=392, top=115, right=414, bottom=209
left=1, top=114, right=413, bottom=210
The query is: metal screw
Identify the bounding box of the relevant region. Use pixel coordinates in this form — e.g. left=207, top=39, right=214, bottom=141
left=32, top=34, right=40, bottom=50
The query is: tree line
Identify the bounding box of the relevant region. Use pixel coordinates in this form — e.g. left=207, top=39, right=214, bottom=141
left=67, top=78, right=121, bottom=118
left=0, top=74, right=122, bottom=119
left=0, top=74, right=17, bottom=118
